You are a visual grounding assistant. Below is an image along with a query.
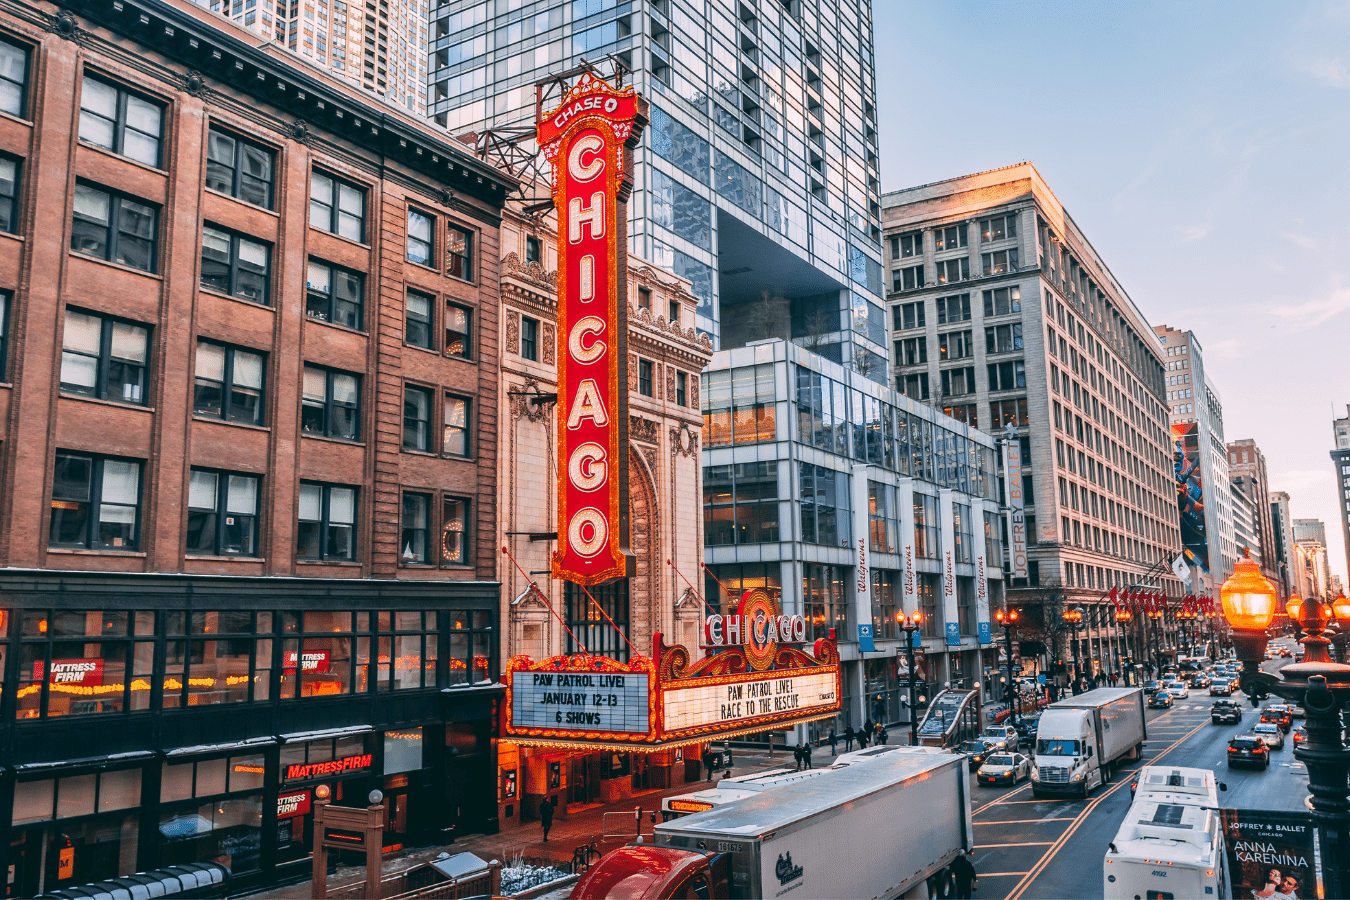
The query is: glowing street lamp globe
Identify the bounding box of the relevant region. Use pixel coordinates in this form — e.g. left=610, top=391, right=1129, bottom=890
left=1221, top=550, right=1277, bottom=633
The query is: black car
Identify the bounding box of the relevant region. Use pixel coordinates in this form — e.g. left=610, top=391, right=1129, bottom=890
left=1142, top=680, right=1163, bottom=697
left=1212, top=700, right=1243, bottom=725
left=1149, top=690, right=1174, bottom=709
left=1228, top=735, right=1271, bottom=769
left=960, top=739, right=997, bottom=770
left=1014, top=716, right=1040, bottom=744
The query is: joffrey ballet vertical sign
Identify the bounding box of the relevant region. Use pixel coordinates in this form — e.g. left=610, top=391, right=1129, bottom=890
left=539, top=76, right=647, bottom=584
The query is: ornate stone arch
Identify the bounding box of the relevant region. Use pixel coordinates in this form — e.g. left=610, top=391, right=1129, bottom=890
left=628, top=443, right=661, bottom=651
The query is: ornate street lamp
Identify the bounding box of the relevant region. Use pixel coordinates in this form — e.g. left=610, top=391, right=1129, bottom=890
left=1114, top=605, right=1134, bottom=685
left=995, top=608, right=1020, bottom=729
left=1287, top=596, right=1305, bottom=640
left=898, top=611, right=924, bottom=746
left=1063, top=607, right=1085, bottom=692
left=1222, top=549, right=1350, bottom=898
left=1332, top=595, right=1350, bottom=664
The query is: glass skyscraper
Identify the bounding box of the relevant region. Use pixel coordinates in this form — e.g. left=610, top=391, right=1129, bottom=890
left=430, top=0, right=885, bottom=372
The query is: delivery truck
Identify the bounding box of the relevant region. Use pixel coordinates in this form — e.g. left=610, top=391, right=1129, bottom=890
left=572, top=748, right=972, bottom=900
left=1030, top=687, right=1146, bottom=798
left=1104, top=766, right=1229, bottom=899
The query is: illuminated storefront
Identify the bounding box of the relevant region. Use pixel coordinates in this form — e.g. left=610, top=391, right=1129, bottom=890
left=0, top=573, right=500, bottom=896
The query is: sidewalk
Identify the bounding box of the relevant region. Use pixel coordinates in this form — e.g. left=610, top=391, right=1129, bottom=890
left=251, top=747, right=807, bottom=898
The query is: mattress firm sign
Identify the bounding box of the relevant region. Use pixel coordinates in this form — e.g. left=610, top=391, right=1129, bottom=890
left=662, top=671, right=839, bottom=733
left=511, top=670, right=651, bottom=735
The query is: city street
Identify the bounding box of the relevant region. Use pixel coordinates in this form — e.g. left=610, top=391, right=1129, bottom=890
left=971, top=659, right=1308, bottom=899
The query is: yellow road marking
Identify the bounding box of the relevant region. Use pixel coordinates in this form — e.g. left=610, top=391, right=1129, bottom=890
left=974, top=817, right=1078, bottom=824
left=975, top=872, right=1031, bottom=877
left=975, top=842, right=1055, bottom=848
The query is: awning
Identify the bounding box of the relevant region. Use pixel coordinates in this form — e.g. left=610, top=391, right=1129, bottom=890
left=279, top=725, right=373, bottom=744
left=36, top=862, right=228, bottom=900
left=165, top=736, right=276, bottom=758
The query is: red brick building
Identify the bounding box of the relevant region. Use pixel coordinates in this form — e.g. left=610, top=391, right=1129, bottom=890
left=0, top=0, right=514, bottom=892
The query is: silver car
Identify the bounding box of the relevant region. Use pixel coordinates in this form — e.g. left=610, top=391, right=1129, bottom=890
left=1253, top=722, right=1285, bottom=750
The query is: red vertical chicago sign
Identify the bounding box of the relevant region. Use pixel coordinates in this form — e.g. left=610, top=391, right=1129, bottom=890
left=538, top=75, right=647, bottom=585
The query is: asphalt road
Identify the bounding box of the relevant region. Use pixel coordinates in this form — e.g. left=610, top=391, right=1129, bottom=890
left=968, top=654, right=1308, bottom=900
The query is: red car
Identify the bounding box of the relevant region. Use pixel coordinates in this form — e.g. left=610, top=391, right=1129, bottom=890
left=1260, top=707, right=1292, bottom=733
left=1293, top=726, right=1307, bottom=746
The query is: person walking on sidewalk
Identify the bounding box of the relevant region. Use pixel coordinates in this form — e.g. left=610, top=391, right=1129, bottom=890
left=804, top=741, right=813, bottom=769
left=828, top=727, right=838, bottom=756
left=539, top=796, right=556, bottom=843
left=702, top=748, right=716, bottom=781
left=793, top=742, right=804, bottom=771
left=949, top=850, right=977, bottom=899
left=844, top=725, right=856, bottom=752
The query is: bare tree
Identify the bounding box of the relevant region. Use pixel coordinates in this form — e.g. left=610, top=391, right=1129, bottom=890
left=797, top=306, right=835, bottom=352
left=852, top=346, right=874, bottom=378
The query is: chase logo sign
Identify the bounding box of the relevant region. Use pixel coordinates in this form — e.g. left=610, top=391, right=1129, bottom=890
left=775, top=851, right=803, bottom=886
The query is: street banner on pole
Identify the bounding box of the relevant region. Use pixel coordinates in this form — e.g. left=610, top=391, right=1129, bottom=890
left=1004, top=431, right=1027, bottom=578
left=1220, top=808, right=1320, bottom=900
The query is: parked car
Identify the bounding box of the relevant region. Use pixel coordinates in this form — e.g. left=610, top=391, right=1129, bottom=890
left=977, top=752, right=1031, bottom=786
left=1253, top=722, right=1286, bottom=750
left=1164, top=680, right=1190, bottom=699
left=981, top=723, right=1019, bottom=752
left=1228, top=735, right=1271, bottom=769
left=1149, top=690, right=1174, bottom=709
left=1261, top=706, right=1293, bottom=733
left=1211, top=700, right=1243, bottom=725
left=960, top=738, right=998, bottom=770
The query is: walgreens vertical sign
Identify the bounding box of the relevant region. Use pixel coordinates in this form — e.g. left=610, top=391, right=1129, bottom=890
left=539, top=75, right=646, bottom=585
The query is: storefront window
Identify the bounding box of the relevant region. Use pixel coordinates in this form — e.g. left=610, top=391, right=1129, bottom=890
left=165, top=612, right=261, bottom=708
left=872, top=570, right=898, bottom=640
left=802, top=564, right=848, bottom=641
left=18, top=610, right=154, bottom=718
left=158, top=797, right=262, bottom=875
left=384, top=728, right=423, bottom=774
left=447, top=609, right=493, bottom=686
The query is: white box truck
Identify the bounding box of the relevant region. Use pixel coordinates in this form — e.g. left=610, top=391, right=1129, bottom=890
left=1030, top=687, right=1146, bottom=798
left=1104, top=766, right=1229, bottom=899
left=572, top=748, right=972, bottom=900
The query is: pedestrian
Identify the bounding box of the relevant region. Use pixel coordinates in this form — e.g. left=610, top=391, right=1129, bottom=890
left=864, top=717, right=875, bottom=742
left=880, top=726, right=889, bottom=745
left=828, top=727, right=838, bottom=756
left=793, top=742, right=804, bottom=771
left=804, top=741, right=813, bottom=769
left=539, top=795, right=556, bottom=843
left=949, top=850, right=977, bottom=899
left=702, top=748, right=715, bottom=782
left=857, top=727, right=868, bottom=749
left=844, top=725, right=855, bottom=752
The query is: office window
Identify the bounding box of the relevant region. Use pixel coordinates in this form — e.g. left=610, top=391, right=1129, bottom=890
left=443, top=395, right=470, bottom=456
left=893, top=264, right=923, bottom=292
left=445, top=303, right=472, bottom=358
left=525, top=235, right=541, bottom=263
left=985, top=323, right=1024, bottom=354
left=891, top=231, right=922, bottom=259
left=193, top=341, right=264, bottom=424
left=0, top=291, right=9, bottom=381
left=938, top=330, right=973, bottom=360
left=676, top=371, right=688, bottom=406
left=60, top=309, right=149, bottom=405
left=186, top=469, right=259, bottom=556
left=981, top=249, right=1019, bottom=276
left=71, top=183, right=157, bottom=273
left=403, top=384, right=432, bottom=451
left=899, top=372, right=929, bottom=401
left=301, top=366, right=360, bottom=441
left=78, top=76, right=163, bottom=167
left=933, top=223, right=967, bottom=251
left=982, top=286, right=1022, bottom=317
left=639, top=359, right=653, bottom=396
left=200, top=225, right=270, bottom=304
left=637, top=287, right=651, bottom=310
left=401, top=492, right=430, bottom=564
left=893, top=301, right=925, bottom=331
left=406, top=290, right=433, bottom=349
left=0, top=38, right=28, bottom=118
left=980, top=214, right=1018, bottom=242
left=934, top=257, right=968, bottom=285
left=987, top=360, right=1026, bottom=392
left=704, top=462, right=779, bottom=546
left=991, top=397, right=1028, bottom=429
left=447, top=225, right=473, bottom=281
left=943, top=403, right=977, bottom=428
left=441, top=496, right=468, bottom=565
left=935, top=293, right=970, bottom=324
left=941, top=366, right=975, bottom=397
left=309, top=170, right=365, bottom=242
left=305, top=260, right=363, bottom=330
left=407, top=208, right=434, bottom=266
left=297, top=482, right=356, bottom=560
left=896, top=336, right=926, bottom=366
left=520, top=315, right=538, bottom=361
left=50, top=452, right=142, bottom=550
left=205, top=126, right=275, bottom=209
left=0, top=155, right=18, bottom=233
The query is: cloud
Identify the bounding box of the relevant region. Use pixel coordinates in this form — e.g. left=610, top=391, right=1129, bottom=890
left=1295, top=55, right=1350, bottom=89
left=1264, top=285, right=1350, bottom=330
left=1280, top=230, right=1318, bottom=250
left=1172, top=223, right=1210, bottom=242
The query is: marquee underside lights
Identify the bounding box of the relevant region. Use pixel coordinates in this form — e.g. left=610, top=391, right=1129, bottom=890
left=540, top=74, right=647, bottom=586
left=501, top=592, right=841, bottom=750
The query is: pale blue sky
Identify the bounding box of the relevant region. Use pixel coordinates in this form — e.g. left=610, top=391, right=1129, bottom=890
left=875, top=0, right=1350, bottom=585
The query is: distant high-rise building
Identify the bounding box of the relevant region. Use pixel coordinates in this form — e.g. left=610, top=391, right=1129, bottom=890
left=1332, top=404, right=1350, bottom=585
left=1155, top=325, right=1236, bottom=588
left=882, top=163, right=1185, bottom=674
left=1270, top=490, right=1297, bottom=600
left=1228, top=438, right=1278, bottom=588
left=1230, top=481, right=1260, bottom=568
left=1294, top=518, right=1334, bottom=598
left=190, top=0, right=427, bottom=113
left=429, top=0, right=887, bottom=369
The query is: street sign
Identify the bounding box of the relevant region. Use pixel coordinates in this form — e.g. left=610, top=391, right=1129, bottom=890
left=857, top=623, right=875, bottom=653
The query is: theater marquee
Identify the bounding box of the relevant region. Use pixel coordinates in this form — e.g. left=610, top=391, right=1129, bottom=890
left=501, top=590, right=842, bottom=750
left=539, top=74, right=647, bottom=586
